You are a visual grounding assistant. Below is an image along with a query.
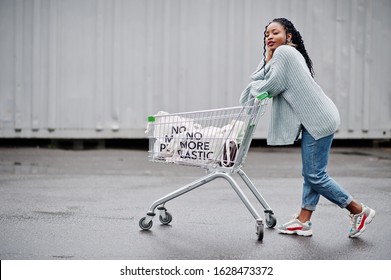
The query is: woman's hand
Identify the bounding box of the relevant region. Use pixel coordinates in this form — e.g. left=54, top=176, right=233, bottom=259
left=266, top=49, right=274, bottom=63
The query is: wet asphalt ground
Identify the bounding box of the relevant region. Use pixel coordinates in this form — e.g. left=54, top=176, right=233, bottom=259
left=0, top=146, right=390, bottom=260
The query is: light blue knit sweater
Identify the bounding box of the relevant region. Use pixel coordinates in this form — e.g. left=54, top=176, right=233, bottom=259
left=240, top=45, right=340, bottom=145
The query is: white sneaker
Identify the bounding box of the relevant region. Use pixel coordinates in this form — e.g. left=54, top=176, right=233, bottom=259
left=278, top=216, right=312, bottom=237
left=349, top=204, right=375, bottom=238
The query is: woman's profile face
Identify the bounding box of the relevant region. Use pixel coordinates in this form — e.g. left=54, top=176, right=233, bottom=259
left=265, top=22, right=291, bottom=53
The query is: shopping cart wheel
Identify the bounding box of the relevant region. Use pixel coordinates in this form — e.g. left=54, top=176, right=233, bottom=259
left=139, top=217, right=153, bottom=230
left=265, top=214, right=277, bottom=228
left=256, top=221, right=264, bottom=241
left=159, top=211, right=172, bottom=225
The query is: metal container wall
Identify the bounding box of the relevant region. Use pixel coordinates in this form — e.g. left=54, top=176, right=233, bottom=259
left=0, top=0, right=390, bottom=139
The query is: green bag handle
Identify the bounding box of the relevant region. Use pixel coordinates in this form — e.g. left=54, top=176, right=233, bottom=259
left=256, top=91, right=271, bottom=101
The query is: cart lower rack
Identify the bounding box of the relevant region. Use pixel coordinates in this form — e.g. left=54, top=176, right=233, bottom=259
left=139, top=92, right=276, bottom=241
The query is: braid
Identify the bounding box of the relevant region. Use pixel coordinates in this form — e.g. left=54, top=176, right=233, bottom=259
left=262, top=28, right=267, bottom=75
left=262, top=18, right=315, bottom=78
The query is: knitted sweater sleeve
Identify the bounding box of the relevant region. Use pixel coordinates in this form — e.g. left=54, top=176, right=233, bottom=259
left=249, top=46, right=290, bottom=98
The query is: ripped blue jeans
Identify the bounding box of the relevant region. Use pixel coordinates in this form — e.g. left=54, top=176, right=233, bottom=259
left=301, top=127, right=353, bottom=211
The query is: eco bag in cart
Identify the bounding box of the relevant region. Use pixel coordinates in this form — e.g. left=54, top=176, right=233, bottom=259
left=139, top=92, right=276, bottom=241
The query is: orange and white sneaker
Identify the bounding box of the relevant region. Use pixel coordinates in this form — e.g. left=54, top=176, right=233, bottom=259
left=349, top=204, right=375, bottom=238
left=278, top=217, right=312, bottom=237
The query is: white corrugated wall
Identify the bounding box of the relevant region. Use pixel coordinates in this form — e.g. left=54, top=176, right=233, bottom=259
left=0, top=0, right=390, bottom=139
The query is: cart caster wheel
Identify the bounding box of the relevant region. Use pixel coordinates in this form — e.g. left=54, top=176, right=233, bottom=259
left=139, top=217, right=153, bottom=230
left=265, top=214, right=277, bottom=228
left=256, top=221, right=264, bottom=241
left=159, top=212, right=172, bottom=225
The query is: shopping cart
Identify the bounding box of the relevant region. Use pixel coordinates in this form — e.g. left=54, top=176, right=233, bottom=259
left=138, top=92, right=276, bottom=241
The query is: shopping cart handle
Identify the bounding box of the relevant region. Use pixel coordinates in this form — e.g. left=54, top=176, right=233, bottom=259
left=256, top=91, right=271, bottom=101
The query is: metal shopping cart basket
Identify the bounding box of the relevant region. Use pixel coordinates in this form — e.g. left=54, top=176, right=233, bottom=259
left=138, top=92, right=276, bottom=241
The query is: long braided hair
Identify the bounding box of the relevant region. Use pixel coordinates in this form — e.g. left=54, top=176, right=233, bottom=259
left=262, top=18, right=315, bottom=78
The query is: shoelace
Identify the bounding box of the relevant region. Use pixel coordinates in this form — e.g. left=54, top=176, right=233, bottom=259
left=291, top=213, right=299, bottom=220
left=349, top=213, right=358, bottom=230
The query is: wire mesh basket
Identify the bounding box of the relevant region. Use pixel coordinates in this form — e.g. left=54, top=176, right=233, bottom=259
left=146, top=94, right=269, bottom=171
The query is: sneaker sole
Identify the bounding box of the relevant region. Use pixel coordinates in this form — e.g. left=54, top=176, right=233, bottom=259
left=349, top=209, right=376, bottom=238
left=278, top=229, right=313, bottom=237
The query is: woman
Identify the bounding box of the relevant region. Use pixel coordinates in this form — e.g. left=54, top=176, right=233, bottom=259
left=240, top=18, right=375, bottom=237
